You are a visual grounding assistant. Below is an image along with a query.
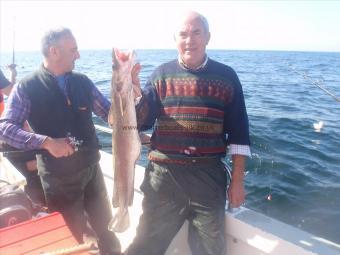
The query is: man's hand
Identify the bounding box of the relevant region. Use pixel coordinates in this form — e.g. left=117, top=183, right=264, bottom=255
left=227, top=177, right=245, bottom=208
left=41, top=137, right=75, bottom=158
left=7, top=64, right=17, bottom=84
left=7, top=63, right=17, bottom=72
left=25, top=160, right=37, bottom=171
left=227, top=155, right=246, bottom=208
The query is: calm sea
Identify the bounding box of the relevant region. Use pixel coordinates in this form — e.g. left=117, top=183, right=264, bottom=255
left=1, top=49, right=340, bottom=243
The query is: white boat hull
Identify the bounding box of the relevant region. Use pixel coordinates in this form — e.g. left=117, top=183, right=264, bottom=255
left=1, top=151, right=339, bottom=254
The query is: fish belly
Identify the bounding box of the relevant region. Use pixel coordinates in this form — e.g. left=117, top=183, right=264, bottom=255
left=109, top=89, right=141, bottom=233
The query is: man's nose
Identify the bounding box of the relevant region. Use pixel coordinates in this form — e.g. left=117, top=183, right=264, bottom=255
left=185, top=35, right=193, bottom=43
left=75, top=51, right=80, bottom=59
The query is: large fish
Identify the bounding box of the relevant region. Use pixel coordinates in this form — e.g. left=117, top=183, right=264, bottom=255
left=108, top=48, right=141, bottom=233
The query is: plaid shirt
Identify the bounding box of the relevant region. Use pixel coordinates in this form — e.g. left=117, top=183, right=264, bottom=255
left=0, top=71, right=110, bottom=150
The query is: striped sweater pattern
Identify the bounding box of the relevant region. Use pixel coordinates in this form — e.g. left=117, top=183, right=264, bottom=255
left=148, top=60, right=237, bottom=161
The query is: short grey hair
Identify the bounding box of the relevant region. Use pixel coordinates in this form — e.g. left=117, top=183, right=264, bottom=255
left=174, top=11, right=210, bottom=36
left=196, top=12, right=209, bottom=34
left=41, top=27, right=73, bottom=57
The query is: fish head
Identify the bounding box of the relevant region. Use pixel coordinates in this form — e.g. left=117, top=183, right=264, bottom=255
left=111, top=48, right=138, bottom=93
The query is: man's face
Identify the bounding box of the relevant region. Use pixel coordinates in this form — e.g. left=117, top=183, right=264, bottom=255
left=175, top=16, right=210, bottom=69
left=55, top=35, right=80, bottom=73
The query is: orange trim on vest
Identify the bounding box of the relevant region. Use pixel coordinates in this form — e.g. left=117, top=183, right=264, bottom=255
left=0, top=92, right=4, bottom=115
left=0, top=101, right=4, bottom=116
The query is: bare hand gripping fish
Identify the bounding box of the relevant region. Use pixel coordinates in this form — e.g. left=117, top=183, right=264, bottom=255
left=108, top=48, right=141, bottom=232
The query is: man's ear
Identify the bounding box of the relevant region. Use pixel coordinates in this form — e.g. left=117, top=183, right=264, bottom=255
left=49, top=46, right=58, bottom=58
left=206, top=32, right=211, bottom=45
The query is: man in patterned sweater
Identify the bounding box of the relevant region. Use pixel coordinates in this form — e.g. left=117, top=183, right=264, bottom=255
left=127, top=11, right=251, bottom=255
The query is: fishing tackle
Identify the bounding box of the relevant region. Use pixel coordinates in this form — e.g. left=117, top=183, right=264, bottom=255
left=286, top=63, right=340, bottom=103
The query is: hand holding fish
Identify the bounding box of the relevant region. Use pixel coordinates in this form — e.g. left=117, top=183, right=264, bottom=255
left=6, top=63, right=17, bottom=85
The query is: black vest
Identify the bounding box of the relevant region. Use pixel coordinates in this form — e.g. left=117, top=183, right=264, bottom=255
left=21, top=67, right=100, bottom=175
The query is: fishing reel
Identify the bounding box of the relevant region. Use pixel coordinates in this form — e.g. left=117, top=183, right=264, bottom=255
left=66, top=133, right=83, bottom=152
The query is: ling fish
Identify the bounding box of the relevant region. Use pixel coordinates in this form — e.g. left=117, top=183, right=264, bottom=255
left=108, top=48, right=141, bottom=233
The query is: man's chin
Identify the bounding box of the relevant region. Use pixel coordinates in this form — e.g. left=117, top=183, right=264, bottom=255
left=68, top=65, right=75, bottom=72
left=182, top=57, right=197, bottom=67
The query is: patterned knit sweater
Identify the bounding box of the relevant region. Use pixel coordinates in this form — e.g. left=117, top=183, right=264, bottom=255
left=136, top=58, right=250, bottom=162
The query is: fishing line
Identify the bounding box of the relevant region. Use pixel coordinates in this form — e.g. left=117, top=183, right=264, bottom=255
left=250, top=137, right=273, bottom=203
left=286, top=63, right=340, bottom=103
left=266, top=158, right=274, bottom=202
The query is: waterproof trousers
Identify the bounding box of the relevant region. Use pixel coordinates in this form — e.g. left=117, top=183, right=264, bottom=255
left=40, top=162, right=121, bottom=255
left=6, top=152, right=46, bottom=206
left=127, top=160, right=227, bottom=255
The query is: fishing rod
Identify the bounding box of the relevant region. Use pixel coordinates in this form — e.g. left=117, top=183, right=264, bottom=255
left=0, top=125, right=151, bottom=157
left=0, top=135, right=104, bottom=157
left=94, top=124, right=112, bottom=134
left=12, top=17, right=15, bottom=65
left=0, top=145, right=104, bottom=158
left=286, top=63, right=340, bottom=103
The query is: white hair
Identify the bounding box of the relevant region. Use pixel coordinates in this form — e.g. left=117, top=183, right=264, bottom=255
left=173, top=11, right=210, bottom=35
left=196, top=12, right=209, bottom=33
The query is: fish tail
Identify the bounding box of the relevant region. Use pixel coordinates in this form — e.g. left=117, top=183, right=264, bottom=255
left=108, top=207, right=130, bottom=233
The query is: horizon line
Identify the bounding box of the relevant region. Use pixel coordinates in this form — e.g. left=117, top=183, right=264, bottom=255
left=1, top=48, right=339, bottom=54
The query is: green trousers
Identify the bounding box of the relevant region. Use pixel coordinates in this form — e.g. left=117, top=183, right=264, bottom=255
left=127, top=159, right=227, bottom=255
left=6, top=152, right=46, bottom=206
left=40, top=162, right=121, bottom=255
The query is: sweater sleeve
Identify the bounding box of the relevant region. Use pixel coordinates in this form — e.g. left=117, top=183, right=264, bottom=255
left=224, top=69, right=250, bottom=146
left=136, top=75, right=161, bottom=131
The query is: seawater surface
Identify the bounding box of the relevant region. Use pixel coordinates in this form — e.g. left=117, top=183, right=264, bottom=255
left=1, top=49, right=339, bottom=243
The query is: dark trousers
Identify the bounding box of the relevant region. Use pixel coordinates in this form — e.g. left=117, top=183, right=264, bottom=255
left=127, top=160, right=227, bottom=255
left=40, top=163, right=121, bottom=255
left=6, top=154, right=46, bottom=206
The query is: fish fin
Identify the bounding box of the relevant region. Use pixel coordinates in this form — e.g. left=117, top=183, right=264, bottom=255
left=112, top=48, right=119, bottom=70
left=112, top=184, right=119, bottom=208
left=119, top=95, right=125, bottom=116
left=108, top=208, right=130, bottom=233
left=108, top=105, right=114, bottom=127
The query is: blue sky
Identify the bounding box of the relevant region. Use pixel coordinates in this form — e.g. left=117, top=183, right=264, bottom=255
left=1, top=0, right=339, bottom=52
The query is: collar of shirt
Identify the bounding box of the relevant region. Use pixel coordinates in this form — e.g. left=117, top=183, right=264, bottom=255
left=178, top=55, right=208, bottom=72
left=40, top=65, right=70, bottom=95
left=56, top=75, right=67, bottom=92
